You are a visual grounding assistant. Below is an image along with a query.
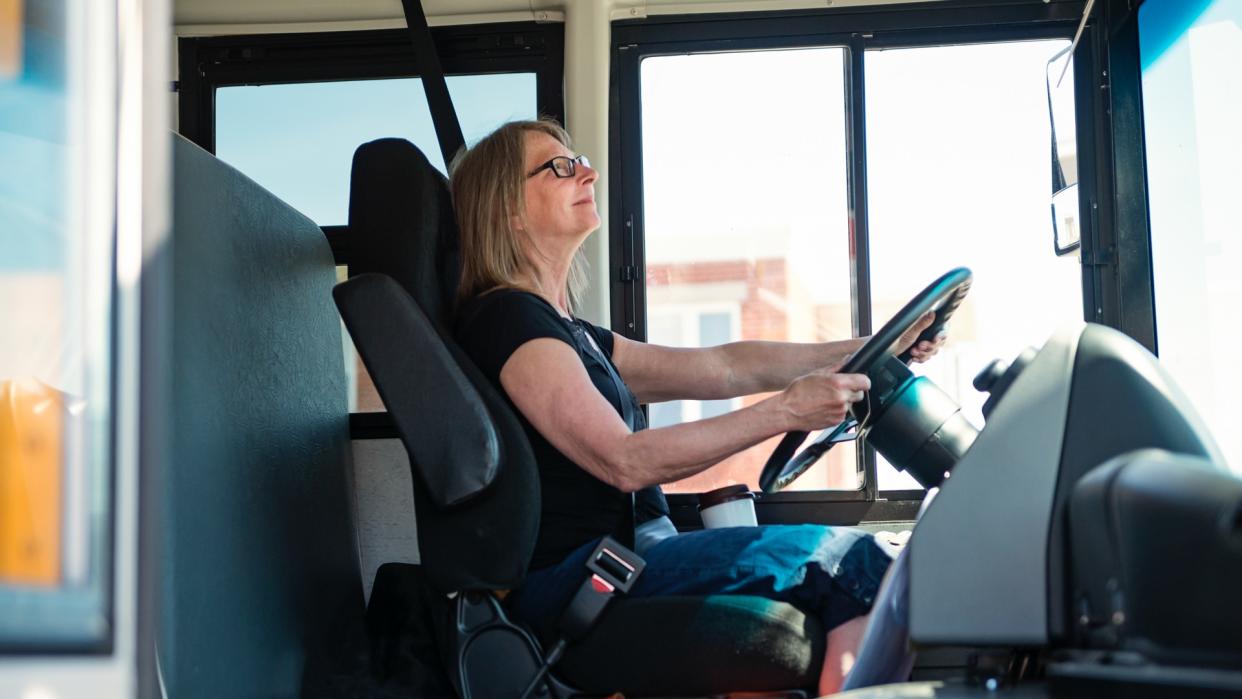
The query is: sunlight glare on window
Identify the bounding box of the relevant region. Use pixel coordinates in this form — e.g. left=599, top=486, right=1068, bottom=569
left=1140, top=0, right=1242, bottom=475
left=640, top=48, right=857, bottom=493
left=865, top=40, right=1084, bottom=490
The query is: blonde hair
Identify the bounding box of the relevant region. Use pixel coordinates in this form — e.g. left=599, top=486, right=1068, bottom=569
left=451, top=119, right=590, bottom=312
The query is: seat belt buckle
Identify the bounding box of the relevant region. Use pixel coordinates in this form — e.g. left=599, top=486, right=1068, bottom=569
left=585, top=536, right=645, bottom=593
left=558, top=537, right=645, bottom=640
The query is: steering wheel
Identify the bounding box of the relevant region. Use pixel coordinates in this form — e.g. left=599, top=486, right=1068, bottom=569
left=758, top=267, right=973, bottom=493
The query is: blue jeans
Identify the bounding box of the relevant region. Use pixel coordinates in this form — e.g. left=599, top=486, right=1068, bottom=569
left=507, top=524, right=894, bottom=633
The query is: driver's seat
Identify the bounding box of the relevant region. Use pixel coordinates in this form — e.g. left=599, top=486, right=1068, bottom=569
left=336, top=138, right=827, bottom=696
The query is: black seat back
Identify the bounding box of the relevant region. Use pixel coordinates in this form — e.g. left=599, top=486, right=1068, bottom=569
left=348, top=138, right=460, bottom=328
left=334, top=274, right=539, bottom=592
left=340, top=139, right=540, bottom=592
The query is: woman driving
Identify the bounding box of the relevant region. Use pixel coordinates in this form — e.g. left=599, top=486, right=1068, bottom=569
left=452, top=119, right=941, bottom=694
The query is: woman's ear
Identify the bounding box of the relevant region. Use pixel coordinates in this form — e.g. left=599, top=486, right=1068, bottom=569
left=510, top=214, right=525, bottom=233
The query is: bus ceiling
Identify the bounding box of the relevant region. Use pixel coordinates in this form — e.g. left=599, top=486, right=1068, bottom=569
left=172, top=0, right=972, bottom=27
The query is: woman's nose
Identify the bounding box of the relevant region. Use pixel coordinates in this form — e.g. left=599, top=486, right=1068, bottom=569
left=580, top=161, right=599, bottom=185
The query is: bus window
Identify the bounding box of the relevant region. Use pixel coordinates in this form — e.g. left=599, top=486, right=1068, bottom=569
left=215, top=72, right=538, bottom=413
left=1140, top=0, right=1242, bottom=475
left=0, top=0, right=113, bottom=648
left=640, top=48, right=858, bottom=494
left=865, top=39, right=1084, bottom=490
left=634, top=37, right=1085, bottom=496
left=215, top=72, right=538, bottom=225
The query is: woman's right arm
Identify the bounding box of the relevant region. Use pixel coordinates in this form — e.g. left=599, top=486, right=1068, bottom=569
left=499, top=337, right=870, bottom=492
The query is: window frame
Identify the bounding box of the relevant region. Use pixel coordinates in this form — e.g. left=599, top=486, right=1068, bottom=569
left=177, top=22, right=566, bottom=438
left=0, top=0, right=124, bottom=654
left=610, top=0, right=1148, bottom=519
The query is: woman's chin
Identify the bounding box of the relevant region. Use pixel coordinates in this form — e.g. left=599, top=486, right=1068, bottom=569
left=573, top=215, right=601, bottom=238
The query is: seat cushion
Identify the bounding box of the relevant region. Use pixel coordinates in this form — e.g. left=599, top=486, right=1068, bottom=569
left=556, top=595, right=825, bottom=696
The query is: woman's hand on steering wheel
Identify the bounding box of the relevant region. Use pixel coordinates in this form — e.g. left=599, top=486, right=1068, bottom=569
left=897, top=311, right=946, bottom=363
left=759, top=267, right=972, bottom=494
left=777, top=368, right=871, bottom=432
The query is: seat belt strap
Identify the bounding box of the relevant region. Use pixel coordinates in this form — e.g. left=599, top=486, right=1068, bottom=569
left=566, top=320, right=676, bottom=538
left=518, top=537, right=646, bottom=699
left=565, top=319, right=644, bottom=432
left=398, top=0, right=466, bottom=167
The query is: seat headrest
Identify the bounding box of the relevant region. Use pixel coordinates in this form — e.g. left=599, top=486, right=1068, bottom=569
left=347, top=138, right=460, bottom=328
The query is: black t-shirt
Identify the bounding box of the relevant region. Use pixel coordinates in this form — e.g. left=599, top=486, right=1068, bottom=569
left=455, top=288, right=667, bottom=570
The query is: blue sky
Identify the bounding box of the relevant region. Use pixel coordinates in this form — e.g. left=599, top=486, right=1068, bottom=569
left=216, top=72, right=537, bottom=225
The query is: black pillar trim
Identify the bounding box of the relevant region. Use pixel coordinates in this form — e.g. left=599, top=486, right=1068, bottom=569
left=1102, top=0, right=1156, bottom=353
left=1073, top=0, right=1155, bottom=353
left=398, top=0, right=466, bottom=167
left=538, top=26, right=568, bottom=126
left=177, top=38, right=214, bottom=153
left=1074, top=27, right=1108, bottom=328
left=845, top=37, right=880, bottom=500
left=610, top=44, right=646, bottom=341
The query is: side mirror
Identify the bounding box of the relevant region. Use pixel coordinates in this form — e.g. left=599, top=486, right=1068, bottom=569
left=1046, top=45, right=1080, bottom=255
left=1051, top=183, right=1080, bottom=255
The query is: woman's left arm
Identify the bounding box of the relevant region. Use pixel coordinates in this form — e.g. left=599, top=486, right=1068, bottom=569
left=611, top=335, right=864, bottom=404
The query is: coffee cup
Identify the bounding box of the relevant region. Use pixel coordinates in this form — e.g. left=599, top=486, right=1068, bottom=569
left=698, top=484, right=758, bottom=528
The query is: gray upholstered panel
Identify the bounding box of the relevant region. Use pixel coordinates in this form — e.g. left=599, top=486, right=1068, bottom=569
left=351, top=439, right=419, bottom=603
left=161, top=135, right=361, bottom=697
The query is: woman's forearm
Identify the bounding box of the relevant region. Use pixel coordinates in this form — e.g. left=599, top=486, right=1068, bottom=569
left=504, top=336, right=867, bottom=494
left=713, top=337, right=866, bottom=396
left=602, top=394, right=794, bottom=491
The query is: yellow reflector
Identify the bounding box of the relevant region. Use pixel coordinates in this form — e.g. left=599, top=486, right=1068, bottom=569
left=0, top=379, right=63, bottom=586
left=0, top=0, right=21, bottom=80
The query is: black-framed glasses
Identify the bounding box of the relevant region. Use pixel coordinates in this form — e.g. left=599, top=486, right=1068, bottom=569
left=527, top=154, right=590, bottom=179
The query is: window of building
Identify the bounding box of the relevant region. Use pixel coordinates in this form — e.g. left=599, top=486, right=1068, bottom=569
left=647, top=306, right=742, bottom=428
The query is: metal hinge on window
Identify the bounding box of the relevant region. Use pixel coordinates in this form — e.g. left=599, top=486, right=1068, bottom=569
left=619, top=266, right=636, bottom=283
left=1081, top=246, right=1116, bottom=267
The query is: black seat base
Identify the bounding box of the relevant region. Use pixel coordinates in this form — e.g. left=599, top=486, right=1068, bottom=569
left=364, top=564, right=823, bottom=697
left=552, top=595, right=825, bottom=696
